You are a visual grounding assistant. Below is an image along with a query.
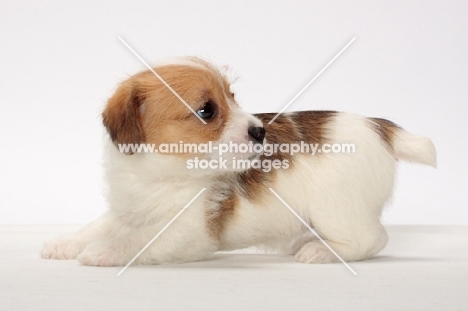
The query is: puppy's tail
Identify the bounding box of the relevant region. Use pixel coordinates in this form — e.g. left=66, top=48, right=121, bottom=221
left=370, top=118, right=437, bottom=167
left=393, top=129, right=437, bottom=167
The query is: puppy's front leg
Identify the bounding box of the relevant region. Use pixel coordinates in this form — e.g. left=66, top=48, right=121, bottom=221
left=41, top=216, right=110, bottom=260
left=76, top=202, right=218, bottom=267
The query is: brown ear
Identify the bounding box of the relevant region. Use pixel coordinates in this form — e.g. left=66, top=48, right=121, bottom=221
left=102, top=81, right=145, bottom=152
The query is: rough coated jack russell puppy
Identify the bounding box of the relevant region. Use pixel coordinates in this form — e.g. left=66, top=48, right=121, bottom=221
left=42, top=57, right=436, bottom=266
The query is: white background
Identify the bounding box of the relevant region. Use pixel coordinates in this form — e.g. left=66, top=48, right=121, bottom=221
left=1, top=0, right=466, bottom=225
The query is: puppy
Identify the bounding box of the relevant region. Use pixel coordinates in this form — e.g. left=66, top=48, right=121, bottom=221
left=41, top=57, right=436, bottom=266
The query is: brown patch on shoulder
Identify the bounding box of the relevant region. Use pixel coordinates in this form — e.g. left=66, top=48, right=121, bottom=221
left=236, top=168, right=272, bottom=201
left=235, top=111, right=337, bottom=201
left=368, top=118, right=401, bottom=151
left=205, top=181, right=238, bottom=239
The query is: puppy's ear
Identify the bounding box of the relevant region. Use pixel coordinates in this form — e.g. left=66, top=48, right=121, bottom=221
left=102, top=81, right=145, bottom=153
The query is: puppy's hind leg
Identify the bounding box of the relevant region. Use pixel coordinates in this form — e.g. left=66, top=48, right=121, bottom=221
left=295, top=224, right=388, bottom=264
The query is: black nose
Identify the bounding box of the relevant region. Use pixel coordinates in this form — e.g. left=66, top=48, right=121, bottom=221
left=248, top=126, right=265, bottom=144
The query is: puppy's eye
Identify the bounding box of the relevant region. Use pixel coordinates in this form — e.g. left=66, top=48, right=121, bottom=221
left=197, top=101, right=215, bottom=119
left=230, top=92, right=235, bottom=98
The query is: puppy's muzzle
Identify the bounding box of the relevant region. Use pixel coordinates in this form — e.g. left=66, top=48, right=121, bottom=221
left=248, top=126, right=266, bottom=144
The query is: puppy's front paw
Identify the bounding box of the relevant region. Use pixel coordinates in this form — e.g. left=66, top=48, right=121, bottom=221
left=77, top=241, right=130, bottom=267
left=295, top=241, right=337, bottom=264
left=41, top=237, right=85, bottom=260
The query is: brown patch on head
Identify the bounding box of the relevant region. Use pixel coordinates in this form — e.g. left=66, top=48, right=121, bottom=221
left=235, top=111, right=337, bottom=201
left=102, top=58, right=236, bottom=156
left=102, top=79, right=146, bottom=153
left=368, top=117, right=401, bottom=151
left=186, top=58, right=237, bottom=103
left=141, top=65, right=230, bottom=146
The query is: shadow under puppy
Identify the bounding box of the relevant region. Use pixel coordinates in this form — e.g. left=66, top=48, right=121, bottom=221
left=42, top=57, right=436, bottom=266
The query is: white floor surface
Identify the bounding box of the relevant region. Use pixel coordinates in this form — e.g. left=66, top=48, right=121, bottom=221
left=1, top=225, right=467, bottom=310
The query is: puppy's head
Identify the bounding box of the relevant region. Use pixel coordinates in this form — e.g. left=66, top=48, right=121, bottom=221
left=102, top=57, right=264, bottom=169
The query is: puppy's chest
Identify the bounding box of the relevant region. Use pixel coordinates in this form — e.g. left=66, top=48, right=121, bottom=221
left=202, top=169, right=283, bottom=238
